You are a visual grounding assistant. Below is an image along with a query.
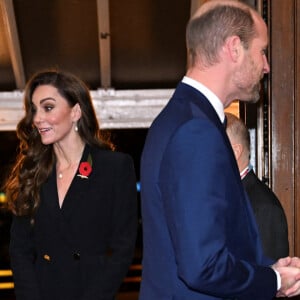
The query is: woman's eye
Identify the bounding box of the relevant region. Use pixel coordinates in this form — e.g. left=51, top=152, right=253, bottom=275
left=44, top=105, right=54, bottom=112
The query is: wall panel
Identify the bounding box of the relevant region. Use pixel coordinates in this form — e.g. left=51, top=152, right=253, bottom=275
left=270, top=0, right=298, bottom=256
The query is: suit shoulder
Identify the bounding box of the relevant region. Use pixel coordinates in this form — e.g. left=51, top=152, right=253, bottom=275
left=90, top=146, right=134, bottom=165
left=244, top=172, right=283, bottom=208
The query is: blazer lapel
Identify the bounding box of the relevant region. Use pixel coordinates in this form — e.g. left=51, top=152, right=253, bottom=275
left=41, top=166, right=60, bottom=211
left=60, top=144, right=91, bottom=219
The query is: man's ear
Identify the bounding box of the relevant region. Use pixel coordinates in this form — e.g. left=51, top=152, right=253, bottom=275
left=224, top=35, right=243, bottom=63
left=232, top=143, right=243, bottom=161
left=72, top=103, right=82, bottom=121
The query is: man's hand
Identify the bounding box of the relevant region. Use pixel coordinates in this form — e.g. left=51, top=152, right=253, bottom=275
left=289, top=257, right=300, bottom=269
left=273, top=256, right=292, bottom=268
left=272, top=257, right=300, bottom=297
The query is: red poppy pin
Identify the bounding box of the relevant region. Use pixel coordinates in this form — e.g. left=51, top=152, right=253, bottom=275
left=77, top=154, right=92, bottom=179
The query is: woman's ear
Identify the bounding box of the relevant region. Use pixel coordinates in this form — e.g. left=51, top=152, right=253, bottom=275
left=72, top=103, right=82, bottom=121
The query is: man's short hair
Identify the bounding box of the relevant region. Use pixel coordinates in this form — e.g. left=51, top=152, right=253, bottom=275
left=186, top=2, right=257, bottom=67
left=225, top=112, right=250, bottom=153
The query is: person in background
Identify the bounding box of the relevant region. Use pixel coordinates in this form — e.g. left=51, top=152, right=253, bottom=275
left=4, top=70, right=137, bottom=300
left=139, top=0, right=300, bottom=299
left=225, top=112, right=289, bottom=260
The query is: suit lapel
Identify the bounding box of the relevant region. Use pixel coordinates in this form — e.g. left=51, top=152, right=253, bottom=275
left=177, top=82, right=239, bottom=177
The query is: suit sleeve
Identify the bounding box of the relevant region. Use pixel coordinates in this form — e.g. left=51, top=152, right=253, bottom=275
left=9, top=215, right=41, bottom=300
left=81, top=154, right=138, bottom=300
left=159, top=119, right=277, bottom=299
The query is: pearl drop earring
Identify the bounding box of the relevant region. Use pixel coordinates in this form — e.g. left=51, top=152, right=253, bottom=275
left=75, top=123, right=78, bottom=132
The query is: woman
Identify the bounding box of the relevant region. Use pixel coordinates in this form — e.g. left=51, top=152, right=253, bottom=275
left=5, top=70, right=137, bottom=300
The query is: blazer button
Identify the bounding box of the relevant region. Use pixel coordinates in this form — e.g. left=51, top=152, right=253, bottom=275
left=73, top=252, right=80, bottom=260
left=43, top=254, right=51, bottom=261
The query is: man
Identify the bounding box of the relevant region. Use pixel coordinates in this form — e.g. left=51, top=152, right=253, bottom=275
left=225, top=112, right=289, bottom=260
left=139, top=1, right=300, bottom=299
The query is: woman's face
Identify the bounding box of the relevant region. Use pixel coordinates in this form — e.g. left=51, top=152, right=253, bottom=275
left=32, top=84, right=79, bottom=145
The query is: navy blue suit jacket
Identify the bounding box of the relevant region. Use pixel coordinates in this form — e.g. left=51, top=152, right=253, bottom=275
left=139, top=82, right=277, bottom=300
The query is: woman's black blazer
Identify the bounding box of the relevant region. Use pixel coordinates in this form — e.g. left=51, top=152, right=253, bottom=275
left=9, top=145, right=138, bottom=300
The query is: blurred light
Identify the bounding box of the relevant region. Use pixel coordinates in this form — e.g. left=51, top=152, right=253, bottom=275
left=136, top=182, right=141, bottom=192
left=0, top=192, right=6, bottom=203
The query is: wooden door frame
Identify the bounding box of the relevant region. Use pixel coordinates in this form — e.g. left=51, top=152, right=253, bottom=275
left=269, top=0, right=299, bottom=257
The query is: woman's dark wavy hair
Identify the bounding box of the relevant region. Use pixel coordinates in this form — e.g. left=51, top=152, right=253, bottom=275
left=5, top=69, right=113, bottom=217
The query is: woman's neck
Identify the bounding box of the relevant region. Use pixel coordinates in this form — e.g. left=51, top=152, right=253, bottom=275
left=54, top=138, right=85, bottom=168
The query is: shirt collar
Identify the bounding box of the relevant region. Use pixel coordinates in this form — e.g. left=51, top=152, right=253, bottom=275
left=182, top=76, right=225, bottom=123
left=240, top=164, right=252, bottom=180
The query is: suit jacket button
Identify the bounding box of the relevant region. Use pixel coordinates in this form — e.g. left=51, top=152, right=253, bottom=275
left=73, top=252, right=80, bottom=260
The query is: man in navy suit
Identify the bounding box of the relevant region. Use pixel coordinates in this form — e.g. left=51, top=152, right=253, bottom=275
left=139, top=1, right=300, bottom=299
left=225, top=112, right=289, bottom=261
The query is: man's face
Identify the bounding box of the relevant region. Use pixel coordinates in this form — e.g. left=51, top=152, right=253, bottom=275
left=233, top=17, right=269, bottom=103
